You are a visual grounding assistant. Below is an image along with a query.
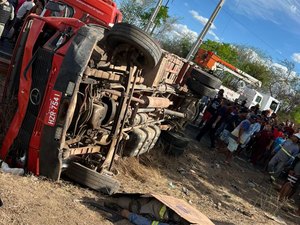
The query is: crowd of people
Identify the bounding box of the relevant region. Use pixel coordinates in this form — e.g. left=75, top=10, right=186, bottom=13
left=0, top=0, right=44, bottom=42
left=194, top=89, right=300, bottom=217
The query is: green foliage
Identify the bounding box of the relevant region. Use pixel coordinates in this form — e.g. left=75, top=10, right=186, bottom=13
left=140, top=6, right=170, bottom=29
left=119, top=3, right=300, bottom=116
left=119, top=0, right=171, bottom=32
left=119, top=0, right=155, bottom=26
left=201, top=40, right=239, bottom=66
left=200, top=40, right=274, bottom=88
left=292, top=108, right=300, bottom=124
left=161, top=34, right=194, bottom=58
left=237, top=61, right=272, bottom=87
left=278, top=106, right=300, bottom=126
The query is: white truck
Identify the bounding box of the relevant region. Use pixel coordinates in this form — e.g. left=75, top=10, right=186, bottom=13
left=260, top=94, right=280, bottom=113
left=195, top=49, right=280, bottom=113
left=237, top=87, right=280, bottom=113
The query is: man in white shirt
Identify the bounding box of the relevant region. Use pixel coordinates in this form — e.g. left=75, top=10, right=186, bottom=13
left=11, top=0, right=34, bottom=41
left=16, top=0, right=35, bottom=19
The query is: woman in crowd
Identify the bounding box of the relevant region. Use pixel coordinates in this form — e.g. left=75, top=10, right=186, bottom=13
left=250, top=124, right=273, bottom=165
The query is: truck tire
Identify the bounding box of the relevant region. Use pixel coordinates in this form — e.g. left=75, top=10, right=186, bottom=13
left=191, top=68, right=222, bottom=89
left=161, top=131, right=189, bottom=148
left=186, top=77, right=217, bottom=98
left=65, top=162, right=120, bottom=195
left=106, top=23, right=162, bottom=70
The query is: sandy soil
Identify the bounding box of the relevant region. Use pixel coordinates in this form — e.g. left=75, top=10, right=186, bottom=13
left=1, top=124, right=299, bottom=225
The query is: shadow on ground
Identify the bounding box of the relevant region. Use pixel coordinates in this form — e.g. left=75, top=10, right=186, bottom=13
left=79, top=196, right=132, bottom=225
left=211, top=220, right=235, bottom=225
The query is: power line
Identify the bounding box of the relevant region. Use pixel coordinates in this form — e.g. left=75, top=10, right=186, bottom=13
left=212, top=0, right=291, bottom=61
left=218, top=0, right=241, bottom=38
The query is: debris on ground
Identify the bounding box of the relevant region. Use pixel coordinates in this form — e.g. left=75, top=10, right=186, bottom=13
left=0, top=160, right=24, bottom=176
left=182, top=187, right=190, bottom=196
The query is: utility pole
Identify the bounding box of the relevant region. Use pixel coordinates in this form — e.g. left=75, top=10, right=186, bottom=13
left=186, top=0, right=225, bottom=61
left=150, top=0, right=173, bottom=34
left=145, top=0, right=163, bottom=33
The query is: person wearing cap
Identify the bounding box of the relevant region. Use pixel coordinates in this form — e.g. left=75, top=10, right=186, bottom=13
left=198, top=89, right=224, bottom=128
left=236, top=114, right=259, bottom=151
left=268, top=133, right=300, bottom=181
left=196, top=97, right=227, bottom=149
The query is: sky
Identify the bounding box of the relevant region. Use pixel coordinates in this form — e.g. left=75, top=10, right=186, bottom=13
left=116, top=0, right=300, bottom=73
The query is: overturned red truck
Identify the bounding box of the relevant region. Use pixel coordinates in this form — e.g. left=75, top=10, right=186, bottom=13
left=0, top=0, right=221, bottom=193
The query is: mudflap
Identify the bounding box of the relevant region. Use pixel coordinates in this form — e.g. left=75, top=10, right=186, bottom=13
left=39, top=25, right=105, bottom=180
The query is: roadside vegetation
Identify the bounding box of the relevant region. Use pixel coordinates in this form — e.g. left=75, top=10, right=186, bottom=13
left=119, top=0, right=300, bottom=124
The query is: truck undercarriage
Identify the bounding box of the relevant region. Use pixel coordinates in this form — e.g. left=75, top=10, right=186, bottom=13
left=0, top=14, right=195, bottom=193
left=0, top=0, right=226, bottom=195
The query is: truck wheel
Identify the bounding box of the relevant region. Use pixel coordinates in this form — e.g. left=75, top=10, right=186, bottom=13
left=106, top=23, right=162, bottom=70
left=161, top=131, right=189, bottom=148
left=186, top=77, right=217, bottom=98
left=65, top=162, right=120, bottom=195
left=191, top=68, right=222, bottom=89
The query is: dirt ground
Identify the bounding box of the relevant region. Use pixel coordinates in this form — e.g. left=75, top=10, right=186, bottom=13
left=0, top=74, right=4, bottom=98
left=1, top=124, right=300, bottom=225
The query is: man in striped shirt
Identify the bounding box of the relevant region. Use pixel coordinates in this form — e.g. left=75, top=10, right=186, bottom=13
left=268, top=133, right=300, bottom=180
left=279, top=154, right=300, bottom=200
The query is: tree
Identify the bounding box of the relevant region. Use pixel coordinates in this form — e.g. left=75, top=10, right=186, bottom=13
left=119, top=4, right=300, bottom=115
left=119, top=0, right=175, bottom=34
left=153, top=16, right=179, bottom=40
left=140, top=5, right=170, bottom=30
left=118, top=0, right=155, bottom=26
left=160, top=31, right=194, bottom=57
left=119, top=0, right=183, bottom=54
left=291, top=106, right=300, bottom=124
left=238, top=61, right=272, bottom=87
left=269, top=60, right=300, bottom=112
left=233, top=46, right=273, bottom=88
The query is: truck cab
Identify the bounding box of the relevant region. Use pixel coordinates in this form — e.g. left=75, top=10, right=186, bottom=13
left=260, top=94, right=280, bottom=113
left=238, top=86, right=263, bottom=108
left=41, top=0, right=122, bottom=26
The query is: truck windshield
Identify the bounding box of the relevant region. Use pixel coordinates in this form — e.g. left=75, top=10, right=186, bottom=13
left=255, top=96, right=262, bottom=103
left=42, top=1, right=74, bottom=17
left=270, top=101, right=278, bottom=111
